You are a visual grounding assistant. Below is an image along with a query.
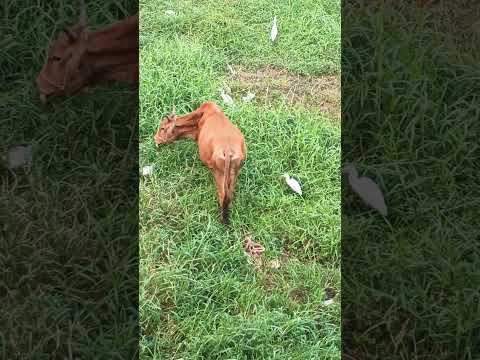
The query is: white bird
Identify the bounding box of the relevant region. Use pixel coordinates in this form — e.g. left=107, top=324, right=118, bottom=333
left=342, top=163, right=387, bottom=216
left=270, top=16, right=278, bottom=42
left=220, top=88, right=234, bottom=106
left=282, top=173, right=302, bottom=195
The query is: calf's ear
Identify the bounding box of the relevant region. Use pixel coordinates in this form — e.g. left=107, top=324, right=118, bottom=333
left=168, top=105, right=177, bottom=123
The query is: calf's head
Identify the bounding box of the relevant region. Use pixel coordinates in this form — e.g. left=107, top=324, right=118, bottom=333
left=36, top=0, right=91, bottom=103
left=154, top=107, right=178, bottom=146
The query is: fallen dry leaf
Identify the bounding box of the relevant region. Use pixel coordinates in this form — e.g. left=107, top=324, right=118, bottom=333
left=244, top=234, right=264, bottom=269
left=244, top=234, right=264, bottom=255
left=268, top=259, right=281, bottom=269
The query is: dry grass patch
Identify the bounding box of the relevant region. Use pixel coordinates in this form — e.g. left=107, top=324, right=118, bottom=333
left=229, top=66, right=341, bottom=121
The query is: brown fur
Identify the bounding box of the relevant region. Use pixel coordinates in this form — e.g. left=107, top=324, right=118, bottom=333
left=36, top=2, right=138, bottom=103
left=154, top=102, right=247, bottom=224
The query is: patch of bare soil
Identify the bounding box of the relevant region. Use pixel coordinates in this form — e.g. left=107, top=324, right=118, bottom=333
left=229, top=66, right=341, bottom=121
left=289, top=286, right=310, bottom=303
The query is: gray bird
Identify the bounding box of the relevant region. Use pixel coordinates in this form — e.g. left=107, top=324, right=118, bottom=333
left=342, top=163, right=387, bottom=216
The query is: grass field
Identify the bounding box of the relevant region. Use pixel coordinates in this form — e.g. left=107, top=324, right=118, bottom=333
left=1, top=1, right=138, bottom=357
left=342, top=3, right=480, bottom=359
left=139, top=0, right=341, bottom=359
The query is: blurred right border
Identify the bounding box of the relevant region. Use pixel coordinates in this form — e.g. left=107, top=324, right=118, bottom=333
left=341, top=1, right=480, bottom=358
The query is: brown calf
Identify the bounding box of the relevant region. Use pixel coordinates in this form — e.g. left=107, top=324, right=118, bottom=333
left=36, top=0, right=138, bottom=103
left=154, top=102, right=247, bottom=224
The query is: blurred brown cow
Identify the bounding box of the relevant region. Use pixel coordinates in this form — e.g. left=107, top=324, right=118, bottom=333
left=36, top=0, right=138, bottom=103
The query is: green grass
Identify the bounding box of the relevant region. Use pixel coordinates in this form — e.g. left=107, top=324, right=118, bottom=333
left=342, top=3, right=480, bottom=359
left=140, top=0, right=341, bottom=359
left=1, top=1, right=138, bottom=358
left=140, top=0, right=340, bottom=76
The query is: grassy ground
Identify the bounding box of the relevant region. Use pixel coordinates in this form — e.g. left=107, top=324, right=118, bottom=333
left=1, top=1, right=138, bottom=358
left=342, top=3, right=480, bottom=359
left=139, top=1, right=341, bottom=359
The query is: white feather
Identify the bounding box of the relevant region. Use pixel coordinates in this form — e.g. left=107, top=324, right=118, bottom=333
left=322, top=299, right=335, bottom=306
left=242, top=92, right=255, bottom=102
left=343, top=164, right=387, bottom=216
left=270, top=16, right=278, bottom=42
left=7, top=145, right=32, bottom=170
left=227, top=64, right=236, bottom=75
left=283, top=173, right=302, bottom=195
left=165, top=10, right=175, bottom=16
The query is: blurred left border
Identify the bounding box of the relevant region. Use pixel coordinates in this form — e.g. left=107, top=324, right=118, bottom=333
left=1, top=0, right=139, bottom=358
